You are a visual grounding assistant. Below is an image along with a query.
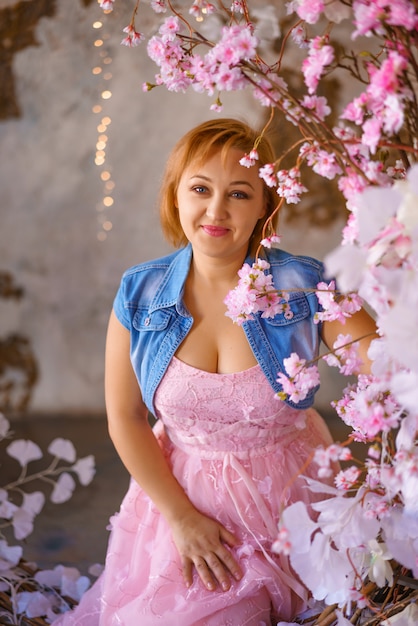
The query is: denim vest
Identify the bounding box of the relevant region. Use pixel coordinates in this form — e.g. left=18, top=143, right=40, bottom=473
left=113, top=244, right=325, bottom=414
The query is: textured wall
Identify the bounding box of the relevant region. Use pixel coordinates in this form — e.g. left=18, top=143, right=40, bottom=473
left=0, top=0, right=345, bottom=416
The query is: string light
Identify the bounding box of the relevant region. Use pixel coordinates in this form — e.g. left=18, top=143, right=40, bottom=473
left=92, top=7, right=114, bottom=242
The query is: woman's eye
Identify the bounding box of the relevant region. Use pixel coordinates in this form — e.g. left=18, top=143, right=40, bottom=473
left=192, top=185, right=207, bottom=194
left=231, top=190, right=249, bottom=199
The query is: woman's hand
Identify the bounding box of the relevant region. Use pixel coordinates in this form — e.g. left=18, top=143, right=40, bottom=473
left=170, top=508, right=243, bottom=592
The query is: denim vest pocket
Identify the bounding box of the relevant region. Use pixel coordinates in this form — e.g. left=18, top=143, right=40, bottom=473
left=263, top=293, right=309, bottom=326
left=132, top=308, right=171, bottom=331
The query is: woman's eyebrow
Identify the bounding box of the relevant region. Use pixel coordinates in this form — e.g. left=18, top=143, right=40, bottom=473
left=189, top=174, right=255, bottom=190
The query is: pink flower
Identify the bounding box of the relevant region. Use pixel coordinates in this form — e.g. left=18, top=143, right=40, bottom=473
left=159, top=16, right=181, bottom=41
left=352, top=0, right=418, bottom=38
left=189, top=1, right=216, bottom=19
left=224, top=260, right=290, bottom=324
left=231, top=1, right=245, bottom=14
left=291, top=24, right=309, bottom=48
left=287, top=0, right=325, bottom=24
left=272, top=527, right=292, bottom=555
left=276, top=353, right=320, bottom=404
left=150, top=0, right=167, bottom=13
left=314, top=443, right=353, bottom=478
left=100, top=0, right=114, bottom=10
left=335, top=466, right=361, bottom=490
left=302, top=36, right=334, bottom=94
left=315, top=281, right=362, bottom=325
left=276, top=167, right=307, bottom=204
left=121, top=25, right=144, bottom=47
left=301, top=95, right=331, bottom=120
left=258, top=163, right=277, bottom=188
left=239, top=149, right=259, bottom=168
left=209, top=25, right=258, bottom=66
left=323, top=333, right=363, bottom=376
left=260, top=234, right=282, bottom=248
left=305, top=146, right=342, bottom=179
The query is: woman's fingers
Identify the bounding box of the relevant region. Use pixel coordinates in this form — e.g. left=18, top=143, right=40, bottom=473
left=183, top=546, right=243, bottom=592
left=172, top=510, right=243, bottom=591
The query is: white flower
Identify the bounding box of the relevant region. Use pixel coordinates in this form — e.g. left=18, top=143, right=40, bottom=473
left=48, top=438, right=76, bottom=462
left=51, top=472, right=76, bottom=503
left=367, top=539, right=393, bottom=587
left=35, top=564, right=91, bottom=601
left=6, top=439, right=42, bottom=466
left=72, top=455, right=96, bottom=485
left=0, top=540, right=22, bottom=571
left=12, top=492, right=45, bottom=540
left=16, top=590, right=53, bottom=618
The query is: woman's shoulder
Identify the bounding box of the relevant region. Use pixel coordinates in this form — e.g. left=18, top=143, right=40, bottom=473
left=263, top=247, right=325, bottom=289
left=121, top=248, right=183, bottom=279
left=265, top=247, right=323, bottom=270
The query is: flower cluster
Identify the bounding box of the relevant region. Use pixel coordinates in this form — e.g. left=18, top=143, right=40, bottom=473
left=224, top=259, right=290, bottom=325
left=0, top=412, right=98, bottom=621
left=276, top=353, right=320, bottom=404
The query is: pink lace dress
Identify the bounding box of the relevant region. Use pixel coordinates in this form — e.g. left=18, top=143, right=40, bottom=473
left=53, top=357, right=333, bottom=625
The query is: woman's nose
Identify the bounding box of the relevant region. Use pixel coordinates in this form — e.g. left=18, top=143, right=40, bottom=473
left=205, top=194, right=227, bottom=220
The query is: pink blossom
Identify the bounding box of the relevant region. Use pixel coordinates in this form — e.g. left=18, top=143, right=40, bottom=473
left=272, top=527, right=292, bottom=555
left=258, top=163, right=277, bottom=188
left=287, top=0, right=325, bottom=24
left=323, top=333, right=363, bottom=376
left=230, top=0, right=245, bottom=14
left=386, top=160, right=407, bottom=180
left=213, top=64, right=246, bottom=92
left=338, top=171, right=369, bottom=209
left=291, top=24, right=309, bottom=48
left=382, top=94, right=405, bottom=134
left=352, top=0, right=418, bottom=38
left=100, top=0, right=114, bottom=10
left=159, top=16, right=181, bottom=41
left=252, top=73, right=288, bottom=107
left=276, top=167, right=307, bottom=204
left=341, top=92, right=369, bottom=125
left=301, top=94, right=331, bottom=120
left=239, top=151, right=258, bottom=169
left=121, top=26, right=144, bottom=47
left=302, top=36, right=334, bottom=94
left=260, top=234, right=281, bottom=248
left=209, top=25, right=257, bottom=66
left=314, top=282, right=363, bottom=325
left=276, top=353, right=320, bottom=404
left=150, top=0, right=167, bottom=13
left=361, top=117, right=382, bottom=154
left=224, top=260, right=290, bottom=324
left=189, top=1, right=216, bottom=19
left=332, top=375, right=402, bottom=440
left=335, top=466, right=361, bottom=490
left=314, top=443, right=353, bottom=478
left=305, top=146, right=342, bottom=179
left=210, top=100, right=223, bottom=112
left=239, top=153, right=257, bottom=168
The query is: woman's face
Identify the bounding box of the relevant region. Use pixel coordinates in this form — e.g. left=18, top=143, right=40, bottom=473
left=175, top=148, right=266, bottom=263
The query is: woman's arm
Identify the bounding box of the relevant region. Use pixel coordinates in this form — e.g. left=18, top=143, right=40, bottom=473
left=321, top=307, right=379, bottom=375
left=105, top=310, right=242, bottom=591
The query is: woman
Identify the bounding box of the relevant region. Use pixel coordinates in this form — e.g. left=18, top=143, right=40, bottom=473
left=54, top=118, right=376, bottom=625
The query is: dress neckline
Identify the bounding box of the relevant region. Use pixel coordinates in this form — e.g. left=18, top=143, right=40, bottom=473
left=172, top=355, right=261, bottom=377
